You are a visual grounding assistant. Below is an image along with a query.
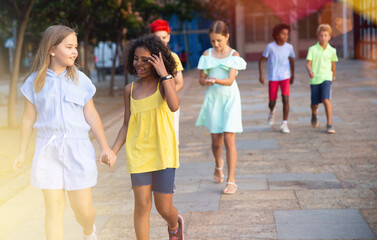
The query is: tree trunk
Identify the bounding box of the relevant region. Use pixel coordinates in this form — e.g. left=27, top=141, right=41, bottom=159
left=8, top=0, right=34, bottom=128
left=109, top=34, right=121, bottom=96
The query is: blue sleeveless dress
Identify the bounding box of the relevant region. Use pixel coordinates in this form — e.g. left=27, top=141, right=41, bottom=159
left=195, top=48, right=247, bottom=133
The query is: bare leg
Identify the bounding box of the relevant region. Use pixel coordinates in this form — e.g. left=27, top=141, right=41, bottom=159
left=223, top=132, right=237, bottom=183
left=311, top=104, right=318, bottom=116
left=211, top=133, right=224, bottom=178
left=43, top=189, right=66, bottom=240
left=322, top=99, right=332, bottom=125
left=154, top=192, right=178, bottom=230
left=67, top=188, right=95, bottom=235
left=269, top=100, right=276, bottom=112
left=282, top=96, right=289, bottom=121
left=133, top=185, right=152, bottom=240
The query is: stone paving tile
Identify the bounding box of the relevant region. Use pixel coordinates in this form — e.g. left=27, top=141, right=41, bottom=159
left=4, top=215, right=110, bottom=240
left=186, top=224, right=277, bottom=239
left=297, top=115, right=343, bottom=123
left=241, top=97, right=264, bottom=103
left=189, top=210, right=275, bottom=225
left=239, top=91, right=263, bottom=97
left=267, top=173, right=342, bottom=190
left=274, top=209, right=376, bottom=239
left=291, top=106, right=324, bottom=113
left=370, top=99, right=377, bottom=105
left=290, top=92, right=310, bottom=97
left=98, top=213, right=185, bottom=240
left=243, top=124, right=272, bottom=133
left=220, top=199, right=300, bottom=211
left=221, top=190, right=297, bottom=201
left=237, top=139, right=279, bottom=150
left=242, top=103, right=267, bottom=111
left=173, top=192, right=221, bottom=213
left=348, top=86, right=376, bottom=92
left=296, top=189, right=377, bottom=209
left=242, top=113, right=269, bottom=120
left=235, top=158, right=288, bottom=175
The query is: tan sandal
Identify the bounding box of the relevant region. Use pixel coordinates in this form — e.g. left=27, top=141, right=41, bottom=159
left=213, top=164, right=224, bottom=183
left=222, top=182, right=237, bottom=195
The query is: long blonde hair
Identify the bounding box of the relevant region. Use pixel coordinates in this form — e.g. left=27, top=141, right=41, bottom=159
left=26, top=25, right=78, bottom=92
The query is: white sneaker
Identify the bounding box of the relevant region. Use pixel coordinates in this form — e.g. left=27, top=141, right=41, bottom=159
left=281, top=122, right=290, bottom=134
left=267, top=110, right=275, bottom=125
left=84, top=225, right=97, bottom=240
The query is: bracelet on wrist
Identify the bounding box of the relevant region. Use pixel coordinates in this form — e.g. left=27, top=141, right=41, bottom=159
left=160, top=75, right=173, bottom=82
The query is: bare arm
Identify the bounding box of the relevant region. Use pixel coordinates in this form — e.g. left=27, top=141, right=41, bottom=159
left=212, top=68, right=238, bottom=86
left=162, top=78, right=180, bottom=112
left=149, top=52, right=180, bottom=112
left=13, top=99, right=36, bottom=171
left=199, top=70, right=210, bottom=86
left=84, top=99, right=116, bottom=167
left=112, top=84, right=131, bottom=155
left=174, top=71, right=184, bottom=92
left=332, top=62, right=336, bottom=82
left=212, top=51, right=240, bottom=86
left=259, top=56, right=267, bottom=85
left=306, top=60, right=314, bottom=79
left=289, top=57, right=295, bottom=84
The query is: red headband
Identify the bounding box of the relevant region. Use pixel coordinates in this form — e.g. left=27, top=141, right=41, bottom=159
left=150, top=19, right=171, bottom=33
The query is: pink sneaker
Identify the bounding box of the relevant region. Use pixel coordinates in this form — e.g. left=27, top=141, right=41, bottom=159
left=168, top=215, right=184, bottom=240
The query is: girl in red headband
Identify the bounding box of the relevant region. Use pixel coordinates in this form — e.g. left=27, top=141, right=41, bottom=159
left=150, top=19, right=184, bottom=145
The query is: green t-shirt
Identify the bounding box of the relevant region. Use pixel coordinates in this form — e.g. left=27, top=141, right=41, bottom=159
left=306, top=42, right=338, bottom=85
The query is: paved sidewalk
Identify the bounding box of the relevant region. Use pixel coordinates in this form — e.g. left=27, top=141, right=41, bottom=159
left=1, top=60, right=377, bottom=239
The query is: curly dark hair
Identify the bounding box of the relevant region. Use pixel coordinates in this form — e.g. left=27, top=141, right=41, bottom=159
left=126, top=34, right=177, bottom=79
left=272, top=23, right=291, bottom=41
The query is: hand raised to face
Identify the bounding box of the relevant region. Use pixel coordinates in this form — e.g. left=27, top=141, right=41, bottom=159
left=148, top=52, right=169, bottom=78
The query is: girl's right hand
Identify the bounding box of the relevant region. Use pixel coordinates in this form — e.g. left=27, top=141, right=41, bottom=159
left=13, top=153, right=26, bottom=172
left=206, top=77, right=216, bottom=86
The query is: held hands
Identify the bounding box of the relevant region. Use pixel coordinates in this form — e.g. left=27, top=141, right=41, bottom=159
left=99, top=148, right=117, bottom=168
left=148, top=52, right=168, bottom=78
left=13, top=153, right=26, bottom=172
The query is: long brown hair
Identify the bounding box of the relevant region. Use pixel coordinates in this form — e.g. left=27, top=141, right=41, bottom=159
left=208, top=20, right=229, bottom=45
left=26, top=25, right=78, bottom=92
left=209, top=20, right=229, bottom=36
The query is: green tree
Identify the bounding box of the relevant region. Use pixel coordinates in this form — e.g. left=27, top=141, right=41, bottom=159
left=1, top=0, right=34, bottom=128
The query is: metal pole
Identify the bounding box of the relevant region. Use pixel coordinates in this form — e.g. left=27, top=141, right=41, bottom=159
left=183, top=21, right=191, bottom=69
left=343, top=1, right=348, bottom=58
left=9, top=48, right=13, bottom=73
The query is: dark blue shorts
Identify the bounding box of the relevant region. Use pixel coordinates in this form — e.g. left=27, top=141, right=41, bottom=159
left=310, top=81, right=332, bottom=105
left=130, top=168, right=175, bottom=194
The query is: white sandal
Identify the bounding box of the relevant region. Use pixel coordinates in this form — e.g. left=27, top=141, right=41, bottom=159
left=213, top=163, right=224, bottom=183
left=222, top=182, right=237, bottom=195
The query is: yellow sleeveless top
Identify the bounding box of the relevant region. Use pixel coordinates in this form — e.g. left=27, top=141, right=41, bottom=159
left=126, top=81, right=179, bottom=174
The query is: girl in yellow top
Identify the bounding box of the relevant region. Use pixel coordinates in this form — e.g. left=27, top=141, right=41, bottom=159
left=110, top=35, right=184, bottom=240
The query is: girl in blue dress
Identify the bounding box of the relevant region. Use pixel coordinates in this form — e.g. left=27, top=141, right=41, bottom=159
left=13, top=25, right=116, bottom=240
left=196, top=20, right=247, bottom=194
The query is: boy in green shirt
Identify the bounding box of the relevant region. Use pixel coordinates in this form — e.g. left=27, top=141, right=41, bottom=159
left=306, top=24, right=338, bottom=134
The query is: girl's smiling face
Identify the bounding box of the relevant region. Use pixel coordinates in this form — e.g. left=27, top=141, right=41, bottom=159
left=133, top=47, right=153, bottom=78
left=51, top=33, right=78, bottom=68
